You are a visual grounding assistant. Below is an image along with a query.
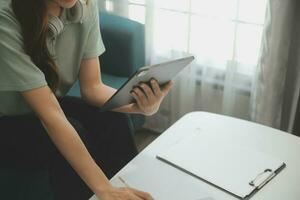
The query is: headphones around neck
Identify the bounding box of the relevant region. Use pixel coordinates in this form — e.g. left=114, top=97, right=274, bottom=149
left=48, top=0, right=87, bottom=39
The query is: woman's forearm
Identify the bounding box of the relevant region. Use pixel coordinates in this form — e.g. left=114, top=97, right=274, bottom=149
left=82, top=84, right=141, bottom=114
left=82, top=84, right=116, bottom=108
left=41, top=109, right=112, bottom=195
left=21, top=87, right=112, bottom=196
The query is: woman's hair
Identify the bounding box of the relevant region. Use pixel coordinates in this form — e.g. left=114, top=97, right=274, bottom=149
left=12, top=0, right=59, bottom=92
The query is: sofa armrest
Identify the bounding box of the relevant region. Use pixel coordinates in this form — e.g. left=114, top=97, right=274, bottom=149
left=99, top=12, right=146, bottom=77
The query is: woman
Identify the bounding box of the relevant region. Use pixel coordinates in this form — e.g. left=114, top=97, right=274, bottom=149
left=0, top=0, right=172, bottom=199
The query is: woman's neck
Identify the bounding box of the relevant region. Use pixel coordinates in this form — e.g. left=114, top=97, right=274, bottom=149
left=47, top=1, right=62, bottom=17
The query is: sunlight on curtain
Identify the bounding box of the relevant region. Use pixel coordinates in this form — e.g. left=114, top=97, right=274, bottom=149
left=100, top=0, right=267, bottom=132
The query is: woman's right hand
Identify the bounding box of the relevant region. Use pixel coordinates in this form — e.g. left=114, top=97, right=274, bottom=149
left=97, top=187, right=154, bottom=200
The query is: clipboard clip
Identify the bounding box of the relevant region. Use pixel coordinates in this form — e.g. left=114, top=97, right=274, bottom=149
left=249, top=169, right=276, bottom=189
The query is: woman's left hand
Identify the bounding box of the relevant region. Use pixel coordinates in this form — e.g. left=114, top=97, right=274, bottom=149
left=130, top=79, right=173, bottom=116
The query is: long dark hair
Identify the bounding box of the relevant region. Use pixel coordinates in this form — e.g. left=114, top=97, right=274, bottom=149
left=11, top=0, right=59, bottom=92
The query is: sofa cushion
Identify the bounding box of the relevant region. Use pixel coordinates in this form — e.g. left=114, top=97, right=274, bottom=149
left=99, top=12, right=145, bottom=77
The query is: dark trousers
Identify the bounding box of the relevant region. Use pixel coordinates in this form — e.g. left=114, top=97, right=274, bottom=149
left=0, top=96, right=138, bottom=200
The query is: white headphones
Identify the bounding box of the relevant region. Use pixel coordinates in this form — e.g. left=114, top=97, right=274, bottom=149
left=48, top=0, right=87, bottom=39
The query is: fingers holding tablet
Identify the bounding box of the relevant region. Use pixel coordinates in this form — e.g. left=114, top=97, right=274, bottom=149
left=131, top=86, right=147, bottom=106
left=150, top=79, right=163, bottom=97
left=161, top=80, right=173, bottom=96
left=150, top=78, right=173, bottom=97
left=129, top=79, right=174, bottom=116
left=140, top=83, right=155, bottom=102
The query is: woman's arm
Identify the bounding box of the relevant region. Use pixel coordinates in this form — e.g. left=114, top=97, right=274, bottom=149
left=79, top=58, right=124, bottom=108
left=80, top=58, right=173, bottom=116
left=21, top=86, right=153, bottom=200
left=22, top=87, right=111, bottom=195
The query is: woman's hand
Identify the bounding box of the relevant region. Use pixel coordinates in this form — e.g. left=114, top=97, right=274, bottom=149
left=130, top=79, right=173, bottom=116
left=97, top=187, right=154, bottom=200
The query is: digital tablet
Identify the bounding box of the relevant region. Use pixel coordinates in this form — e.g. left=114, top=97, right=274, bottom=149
left=101, top=56, right=195, bottom=111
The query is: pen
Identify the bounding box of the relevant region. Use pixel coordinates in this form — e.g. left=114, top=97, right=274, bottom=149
left=118, top=176, right=131, bottom=188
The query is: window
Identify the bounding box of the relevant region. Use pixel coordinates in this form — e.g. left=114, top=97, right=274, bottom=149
left=106, top=0, right=267, bottom=91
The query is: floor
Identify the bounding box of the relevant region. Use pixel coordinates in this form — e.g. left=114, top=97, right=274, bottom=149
left=134, top=129, right=160, bottom=152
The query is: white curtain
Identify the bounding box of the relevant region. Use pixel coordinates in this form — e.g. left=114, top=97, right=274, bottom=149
left=98, top=0, right=296, bottom=132
left=251, top=0, right=297, bottom=129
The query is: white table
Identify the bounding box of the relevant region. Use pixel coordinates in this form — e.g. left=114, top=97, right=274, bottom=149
left=91, top=112, right=300, bottom=200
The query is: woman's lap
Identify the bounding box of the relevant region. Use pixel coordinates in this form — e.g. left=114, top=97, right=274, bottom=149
left=57, top=96, right=138, bottom=176
left=0, top=96, right=138, bottom=200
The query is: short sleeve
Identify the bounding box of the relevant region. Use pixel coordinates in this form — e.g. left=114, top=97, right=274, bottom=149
left=0, top=12, right=48, bottom=92
left=82, top=0, right=106, bottom=59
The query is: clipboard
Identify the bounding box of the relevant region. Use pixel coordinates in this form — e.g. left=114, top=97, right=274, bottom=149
left=156, top=131, right=286, bottom=199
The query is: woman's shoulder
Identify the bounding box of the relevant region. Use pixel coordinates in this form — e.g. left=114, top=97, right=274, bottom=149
left=0, top=0, right=15, bottom=19
left=87, top=0, right=99, bottom=13
left=0, top=9, right=23, bottom=49
left=0, top=0, right=21, bottom=34
left=85, top=0, right=100, bottom=23
left=0, top=1, right=28, bottom=72
left=0, top=0, right=10, bottom=11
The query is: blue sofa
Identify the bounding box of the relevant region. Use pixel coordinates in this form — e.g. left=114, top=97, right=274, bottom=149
left=67, top=11, right=146, bottom=132
left=0, top=12, right=146, bottom=200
